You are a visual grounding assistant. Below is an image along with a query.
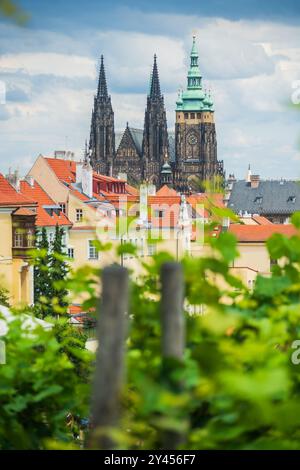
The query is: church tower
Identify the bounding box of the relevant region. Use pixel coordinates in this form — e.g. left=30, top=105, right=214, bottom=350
left=142, top=55, right=169, bottom=187
left=174, top=37, right=224, bottom=192
left=89, top=55, right=115, bottom=175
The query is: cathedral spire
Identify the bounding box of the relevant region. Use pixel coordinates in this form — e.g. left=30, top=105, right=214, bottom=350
left=97, top=55, right=108, bottom=99
left=149, top=54, right=161, bottom=99
left=187, top=36, right=202, bottom=90
left=89, top=54, right=115, bottom=175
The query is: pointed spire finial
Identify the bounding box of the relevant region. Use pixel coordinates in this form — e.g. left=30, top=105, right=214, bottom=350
left=97, top=54, right=108, bottom=99
left=83, top=139, right=88, bottom=163
left=149, top=54, right=161, bottom=99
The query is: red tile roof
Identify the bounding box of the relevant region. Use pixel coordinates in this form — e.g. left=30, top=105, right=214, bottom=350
left=0, top=173, right=36, bottom=207
left=156, top=185, right=178, bottom=197
left=20, top=180, right=72, bottom=227
left=229, top=224, right=298, bottom=242
left=252, top=215, right=273, bottom=225
left=69, top=187, right=90, bottom=202
left=93, top=172, right=125, bottom=183
left=13, top=207, right=36, bottom=216
left=125, top=183, right=139, bottom=196
left=45, top=158, right=76, bottom=183
left=46, top=157, right=125, bottom=184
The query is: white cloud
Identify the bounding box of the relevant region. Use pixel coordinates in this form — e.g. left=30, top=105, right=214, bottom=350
left=0, top=11, right=300, bottom=179
left=0, top=53, right=95, bottom=79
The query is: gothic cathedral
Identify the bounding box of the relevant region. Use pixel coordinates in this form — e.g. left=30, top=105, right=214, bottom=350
left=88, top=37, right=224, bottom=192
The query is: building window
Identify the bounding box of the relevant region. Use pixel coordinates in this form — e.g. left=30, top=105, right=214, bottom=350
left=197, top=113, right=201, bottom=119
left=59, top=203, right=66, bottom=214
left=184, top=113, right=188, bottom=119
left=14, top=230, right=24, bottom=247
left=88, top=240, right=98, bottom=260
left=68, top=248, right=74, bottom=259
left=148, top=244, right=157, bottom=256
left=190, top=113, right=195, bottom=119
left=49, top=231, right=54, bottom=244
left=76, top=209, right=83, bottom=222
left=27, top=229, right=35, bottom=247
left=154, top=210, right=164, bottom=218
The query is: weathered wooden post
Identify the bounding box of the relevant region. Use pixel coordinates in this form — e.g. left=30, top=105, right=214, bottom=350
left=160, top=262, right=185, bottom=449
left=161, top=262, right=185, bottom=359
left=88, top=265, right=129, bottom=449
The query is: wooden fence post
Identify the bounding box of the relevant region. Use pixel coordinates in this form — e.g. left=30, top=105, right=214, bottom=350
left=88, top=265, right=129, bottom=449
left=160, top=262, right=185, bottom=449
left=161, top=262, right=185, bottom=359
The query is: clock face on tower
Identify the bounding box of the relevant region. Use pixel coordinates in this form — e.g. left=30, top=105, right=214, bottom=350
left=188, top=133, right=198, bottom=146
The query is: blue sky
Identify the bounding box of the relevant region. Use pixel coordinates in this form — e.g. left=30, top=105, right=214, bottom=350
left=0, top=0, right=300, bottom=179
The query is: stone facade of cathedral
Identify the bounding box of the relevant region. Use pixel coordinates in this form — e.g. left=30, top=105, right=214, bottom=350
left=89, top=38, right=224, bottom=191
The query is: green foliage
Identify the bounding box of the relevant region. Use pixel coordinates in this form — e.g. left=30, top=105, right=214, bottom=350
left=115, top=212, right=300, bottom=450
left=3, top=209, right=300, bottom=449
left=34, top=227, right=51, bottom=309
left=49, top=225, right=69, bottom=313
left=0, top=0, right=29, bottom=24
left=0, top=286, right=10, bottom=307
left=0, top=316, right=91, bottom=449
left=33, top=225, right=69, bottom=317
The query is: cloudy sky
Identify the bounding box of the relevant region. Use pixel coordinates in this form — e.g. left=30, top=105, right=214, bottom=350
left=0, top=0, right=300, bottom=179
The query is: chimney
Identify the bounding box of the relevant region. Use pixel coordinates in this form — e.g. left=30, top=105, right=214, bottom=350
left=147, top=184, right=156, bottom=196
left=250, top=175, right=260, bottom=189
left=6, top=169, right=20, bottom=192
left=245, top=164, right=252, bottom=183
left=25, top=175, right=35, bottom=187
left=76, top=162, right=83, bottom=184
left=82, top=160, right=93, bottom=199
left=139, top=184, right=148, bottom=225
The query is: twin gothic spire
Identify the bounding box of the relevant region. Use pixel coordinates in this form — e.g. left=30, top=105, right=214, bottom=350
left=89, top=52, right=168, bottom=184
left=97, top=53, right=162, bottom=101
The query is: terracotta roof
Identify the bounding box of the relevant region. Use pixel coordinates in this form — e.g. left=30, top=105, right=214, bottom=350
left=71, top=226, right=96, bottom=231
left=20, top=180, right=72, bottom=227
left=156, top=185, right=178, bottom=197
left=93, top=172, right=125, bottom=183
left=69, top=187, right=90, bottom=202
left=148, top=195, right=181, bottom=205
left=252, top=215, right=273, bottom=225
left=229, top=224, right=298, bottom=242
left=0, top=173, right=36, bottom=207
left=45, top=158, right=76, bottom=183
left=125, top=183, right=139, bottom=196
left=69, top=304, right=95, bottom=315
left=13, top=207, right=36, bottom=216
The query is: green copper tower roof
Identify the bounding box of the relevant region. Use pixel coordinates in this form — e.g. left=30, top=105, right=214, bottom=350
left=176, top=36, right=214, bottom=113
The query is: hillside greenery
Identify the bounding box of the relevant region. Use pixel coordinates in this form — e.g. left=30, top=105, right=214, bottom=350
left=1, top=213, right=300, bottom=449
